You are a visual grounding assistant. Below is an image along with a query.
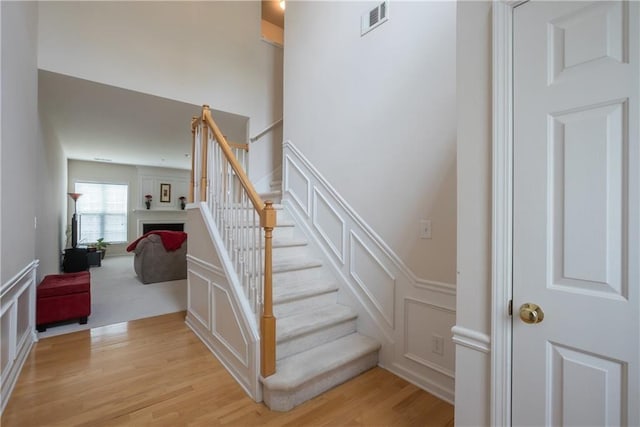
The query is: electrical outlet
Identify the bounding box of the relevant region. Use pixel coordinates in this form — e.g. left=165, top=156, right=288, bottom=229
left=432, top=334, right=444, bottom=356
left=420, top=219, right=432, bottom=239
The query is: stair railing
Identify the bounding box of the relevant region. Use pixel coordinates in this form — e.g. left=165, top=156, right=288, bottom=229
left=191, top=105, right=277, bottom=378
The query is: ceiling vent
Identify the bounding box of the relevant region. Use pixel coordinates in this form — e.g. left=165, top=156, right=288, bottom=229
left=361, top=1, right=389, bottom=36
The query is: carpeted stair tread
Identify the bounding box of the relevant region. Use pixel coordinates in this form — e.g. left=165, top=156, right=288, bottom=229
left=273, top=256, right=322, bottom=274
left=272, top=236, right=308, bottom=248
left=273, top=277, right=338, bottom=304
left=262, top=333, right=380, bottom=391
left=276, top=305, right=356, bottom=343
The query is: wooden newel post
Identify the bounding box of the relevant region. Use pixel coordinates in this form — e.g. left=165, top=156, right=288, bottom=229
left=261, top=201, right=277, bottom=377
left=189, top=116, right=198, bottom=203
left=200, top=105, right=210, bottom=202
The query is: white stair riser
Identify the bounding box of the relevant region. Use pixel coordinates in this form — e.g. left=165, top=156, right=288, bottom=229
left=231, top=245, right=314, bottom=263
left=277, top=318, right=356, bottom=361
left=273, top=267, right=333, bottom=288
left=270, top=180, right=282, bottom=191
left=262, top=352, right=379, bottom=412
left=273, top=245, right=317, bottom=261
left=274, top=290, right=338, bottom=318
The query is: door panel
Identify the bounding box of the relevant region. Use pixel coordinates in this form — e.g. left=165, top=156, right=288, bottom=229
left=512, top=1, right=639, bottom=425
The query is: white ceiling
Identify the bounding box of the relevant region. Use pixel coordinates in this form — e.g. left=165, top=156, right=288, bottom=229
left=38, top=70, right=249, bottom=170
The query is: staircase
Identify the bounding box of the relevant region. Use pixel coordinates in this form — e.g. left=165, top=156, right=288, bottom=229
left=258, top=192, right=380, bottom=411
left=190, top=107, right=380, bottom=412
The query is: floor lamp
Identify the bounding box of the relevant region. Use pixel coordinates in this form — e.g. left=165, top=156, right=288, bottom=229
left=68, top=192, right=82, bottom=248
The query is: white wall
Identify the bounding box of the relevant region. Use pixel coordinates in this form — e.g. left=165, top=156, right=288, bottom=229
left=283, top=1, right=457, bottom=284
left=36, top=109, right=68, bottom=277
left=37, top=1, right=283, bottom=190
left=455, top=1, right=493, bottom=425
left=67, top=160, right=189, bottom=256
left=1, top=1, right=63, bottom=283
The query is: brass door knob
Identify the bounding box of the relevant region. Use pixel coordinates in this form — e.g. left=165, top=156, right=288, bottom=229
left=519, top=303, right=544, bottom=324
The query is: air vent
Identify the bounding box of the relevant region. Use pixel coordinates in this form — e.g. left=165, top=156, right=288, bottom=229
left=361, top=1, right=389, bottom=36
left=369, top=8, right=379, bottom=27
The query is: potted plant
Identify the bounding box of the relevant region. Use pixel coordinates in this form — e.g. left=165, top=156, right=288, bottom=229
left=179, top=196, right=186, bottom=210
left=95, top=238, right=109, bottom=259
left=144, top=194, right=152, bottom=209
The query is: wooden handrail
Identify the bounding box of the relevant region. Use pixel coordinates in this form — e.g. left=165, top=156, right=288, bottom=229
left=197, top=105, right=277, bottom=378
left=202, top=107, right=268, bottom=218
left=250, top=118, right=283, bottom=143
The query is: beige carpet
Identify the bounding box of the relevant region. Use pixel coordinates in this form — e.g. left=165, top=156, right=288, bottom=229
left=37, top=255, right=187, bottom=338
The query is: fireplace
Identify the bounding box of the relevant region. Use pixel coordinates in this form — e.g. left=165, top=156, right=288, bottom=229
left=143, top=222, right=185, bottom=234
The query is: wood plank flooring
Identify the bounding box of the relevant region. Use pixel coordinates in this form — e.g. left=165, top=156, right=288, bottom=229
left=2, top=312, right=454, bottom=426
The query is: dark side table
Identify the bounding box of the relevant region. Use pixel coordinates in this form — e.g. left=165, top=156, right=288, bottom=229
left=62, top=248, right=88, bottom=272
left=87, top=250, right=102, bottom=267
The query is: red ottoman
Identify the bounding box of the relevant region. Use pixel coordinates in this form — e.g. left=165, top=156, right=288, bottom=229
left=36, top=271, right=91, bottom=332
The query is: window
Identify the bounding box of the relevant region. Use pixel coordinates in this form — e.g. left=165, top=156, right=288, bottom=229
left=75, top=182, right=128, bottom=244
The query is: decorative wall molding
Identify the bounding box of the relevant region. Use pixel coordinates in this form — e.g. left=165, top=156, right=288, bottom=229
left=282, top=141, right=456, bottom=399
left=283, top=141, right=456, bottom=297
left=137, top=167, right=190, bottom=211
left=350, top=231, right=396, bottom=329
left=312, top=188, right=346, bottom=264
left=185, top=206, right=261, bottom=402
left=186, top=255, right=225, bottom=277
left=404, top=298, right=455, bottom=378
left=1, top=260, right=39, bottom=414
left=283, top=154, right=311, bottom=216
left=185, top=269, right=211, bottom=330
left=452, top=325, right=491, bottom=354
left=210, top=281, right=250, bottom=366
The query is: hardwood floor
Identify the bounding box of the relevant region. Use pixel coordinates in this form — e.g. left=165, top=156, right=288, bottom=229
left=2, top=312, right=454, bottom=426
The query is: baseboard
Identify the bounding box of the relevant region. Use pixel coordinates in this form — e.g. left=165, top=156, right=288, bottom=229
left=387, top=362, right=455, bottom=405
left=185, top=315, right=262, bottom=402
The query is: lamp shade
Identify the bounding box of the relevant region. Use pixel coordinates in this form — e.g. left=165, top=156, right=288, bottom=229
left=67, top=192, right=82, bottom=201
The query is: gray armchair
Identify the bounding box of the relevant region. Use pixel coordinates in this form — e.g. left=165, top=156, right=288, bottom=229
left=133, top=233, right=187, bottom=284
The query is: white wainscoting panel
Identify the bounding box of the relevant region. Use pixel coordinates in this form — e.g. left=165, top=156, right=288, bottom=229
left=187, top=270, right=210, bottom=330
left=212, top=283, right=249, bottom=366
left=284, top=154, right=311, bottom=215
left=350, top=231, right=395, bottom=329
left=185, top=206, right=261, bottom=402
left=312, top=188, right=346, bottom=264
left=282, top=141, right=457, bottom=403
left=0, top=260, right=39, bottom=414
left=404, top=298, right=455, bottom=378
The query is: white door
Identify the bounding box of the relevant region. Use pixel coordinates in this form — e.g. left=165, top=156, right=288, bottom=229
left=512, top=1, right=639, bottom=425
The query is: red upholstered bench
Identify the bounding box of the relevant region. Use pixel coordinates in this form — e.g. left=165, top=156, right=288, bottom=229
left=36, top=271, right=91, bottom=332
